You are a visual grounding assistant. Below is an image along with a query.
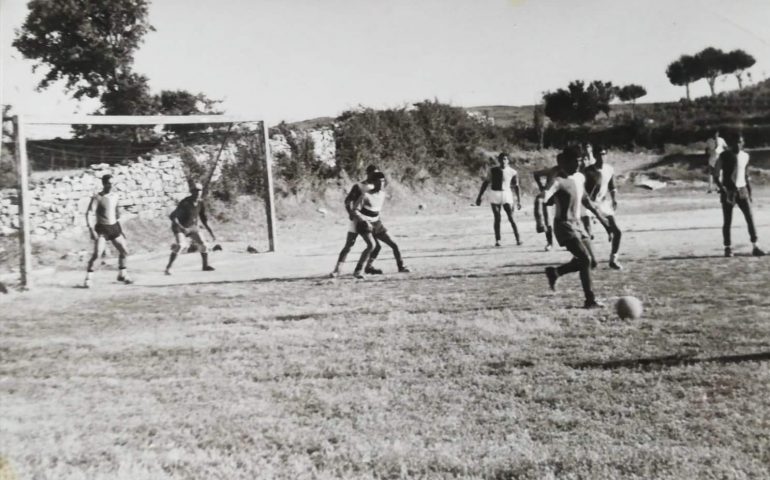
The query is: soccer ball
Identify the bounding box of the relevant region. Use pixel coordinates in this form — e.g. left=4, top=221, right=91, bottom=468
left=616, top=296, right=643, bottom=319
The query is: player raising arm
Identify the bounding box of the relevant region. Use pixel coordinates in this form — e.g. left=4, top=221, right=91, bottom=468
left=165, top=182, right=217, bottom=275
left=541, top=146, right=611, bottom=309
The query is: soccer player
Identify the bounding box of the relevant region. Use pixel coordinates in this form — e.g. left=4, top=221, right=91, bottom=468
left=84, top=174, right=132, bottom=288
left=330, top=169, right=395, bottom=279
left=584, top=145, right=623, bottom=270
left=712, top=134, right=765, bottom=257
left=706, top=130, right=727, bottom=193
left=475, top=152, right=522, bottom=247
left=165, top=182, right=217, bottom=274
left=361, top=168, right=411, bottom=275
left=533, top=164, right=558, bottom=250
left=541, top=146, right=611, bottom=309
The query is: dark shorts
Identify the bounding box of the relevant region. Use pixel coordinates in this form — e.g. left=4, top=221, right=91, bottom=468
left=554, top=220, right=588, bottom=247
left=172, top=223, right=198, bottom=236
left=371, top=220, right=388, bottom=237
left=721, top=187, right=750, bottom=206
left=95, top=223, right=123, bottom=241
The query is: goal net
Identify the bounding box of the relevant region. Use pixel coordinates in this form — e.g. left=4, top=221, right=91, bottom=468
left=1, top=114, right=276, bottom=289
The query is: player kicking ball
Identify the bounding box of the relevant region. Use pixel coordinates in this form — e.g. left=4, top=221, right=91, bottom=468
left=583, top=145, right=623, bottom=270
left=540, top=146, right=611, bottom=309
left=476, top=153, right=522, bottom=247
left=165, top=182, right=217, bottom=275
left=84, top=174, right=132, bottom=287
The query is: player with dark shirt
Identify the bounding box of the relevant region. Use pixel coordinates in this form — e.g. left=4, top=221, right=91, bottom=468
left=533, top=164, right=558, bottom=251
left=476, top=153, right=522, bottom=247
left=712, top=134, right=765, bottom=257
left=541, top=146, right=610, bottom=309
left=165, top=182, right=217, bottom=274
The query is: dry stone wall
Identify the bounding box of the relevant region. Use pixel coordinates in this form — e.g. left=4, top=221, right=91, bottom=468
left=0, top=155, right=189, bottom=239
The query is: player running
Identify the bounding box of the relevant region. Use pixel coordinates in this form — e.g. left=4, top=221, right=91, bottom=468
left=330, top=169, right=401, bottom=278
left=540, top=146, right=611, bottom=309
left=712, top=134, right=765, bottom=257
left=706, top=130, right=727, bottom=194
left=475, top=152, right=522, bottom=247
left=164, top=182, right=217, bottom=275
left=83, top=174, right=132, bottom=288
left=533, top=164, right=558, bottom=250
left=584, top=145, right=623, bottom=270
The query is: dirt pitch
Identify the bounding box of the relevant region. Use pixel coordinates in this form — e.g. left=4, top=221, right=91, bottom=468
left=1, top=187, right=769, bottom=479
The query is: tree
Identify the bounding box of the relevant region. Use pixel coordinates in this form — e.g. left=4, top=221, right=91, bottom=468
left=543, top=80, right=616, bottom=124
left=695, top=47, right=727, bottom=96
left=666, top=55, right=703, bottom=101
left=13, top=0, right=154, bottom=102
left=721, top=49, right=756, bottom=89
left=158, top=90, right=223, bottom=135
left=617, top=84, right=647, bottom=116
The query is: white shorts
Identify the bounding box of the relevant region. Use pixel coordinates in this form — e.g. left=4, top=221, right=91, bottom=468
left=597, top=199, right=614, bottom=216
left=487, top=189, right=514, bottom=205
left=708, top=154, right=719, bottom=168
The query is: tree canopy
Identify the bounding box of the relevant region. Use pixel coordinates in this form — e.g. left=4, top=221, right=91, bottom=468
left=13, top=0, right=154, bottom=101
left=543, top=80, right=617, bottom=124
left=721, top=49, right=756, bottom=89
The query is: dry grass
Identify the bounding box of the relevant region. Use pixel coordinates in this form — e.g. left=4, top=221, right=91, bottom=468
left=1, top=187, right=769, bottom=479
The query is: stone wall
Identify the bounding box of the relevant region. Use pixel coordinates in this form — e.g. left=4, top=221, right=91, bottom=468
left=0, top=155, right=189, bottom=239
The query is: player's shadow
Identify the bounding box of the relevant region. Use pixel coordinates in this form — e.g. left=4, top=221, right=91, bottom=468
left=657, top=253, right=756, bottom=261
left=570, top=351, right=770, bottom=371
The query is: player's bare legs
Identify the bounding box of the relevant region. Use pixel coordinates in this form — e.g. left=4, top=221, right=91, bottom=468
left=331, top=232, right=358, bottom=277
left=111, top=236, right=132, bottom=283
left=502, top=203, right=522, bottom=245
left=546, top=237, right=601, bottom=308
left=490, top=203, right=502, bottom=246
left=84, top=236, right=107, bottom=287
left=353, top=232, right=376, bottom=279
left=606, top=216, right=623, bottom=269
left=366, top=231, right=410, bottom=274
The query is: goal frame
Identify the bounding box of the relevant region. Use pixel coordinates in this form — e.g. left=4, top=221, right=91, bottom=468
left=12, top=114, right=276, bottom=289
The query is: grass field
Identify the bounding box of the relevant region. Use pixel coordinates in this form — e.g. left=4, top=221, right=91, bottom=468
left=1, top=186, right=770, bottom=479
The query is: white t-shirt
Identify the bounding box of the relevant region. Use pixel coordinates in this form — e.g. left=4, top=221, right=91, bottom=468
left=733, top=151, right=749, bottom=188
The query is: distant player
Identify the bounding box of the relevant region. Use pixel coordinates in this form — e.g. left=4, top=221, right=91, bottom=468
left=533, top=164, right=558, bottom=250
left=475, top=152, right=522, bottom=247
left=712, top=134, right=765, bottom=257
left=84, top=174, right=132, bottom=288
left=706, top=130, right=727, bottom=193
left=361, top=167, right=411, bottom=275
left=330, top=169, right=403, bottom=278
left=579, top=142, right=596, bottom=239
left=541, top=146, right=611, bottom=309
left=584, top=145, right=623, bottom=270
left=165, top=182, right=217, bottom=274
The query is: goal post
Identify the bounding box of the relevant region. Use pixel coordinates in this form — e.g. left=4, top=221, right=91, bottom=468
left=11, top=114, right=276, bottom=290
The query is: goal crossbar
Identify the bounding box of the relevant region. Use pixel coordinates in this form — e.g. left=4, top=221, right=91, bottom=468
left=23, top=114, right=260, bottom=125
left=12, top=114, right=277, bottom=290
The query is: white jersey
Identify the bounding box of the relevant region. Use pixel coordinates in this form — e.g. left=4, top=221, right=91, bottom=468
left=707, top=136, right=727, bottom=167
left=358, top=184, right=385, bottom=222
left=486, top=165, right=517, bottom=205
left=734, top=151, right=749, bottom=188
left=90, top=191, right=120, bottom=225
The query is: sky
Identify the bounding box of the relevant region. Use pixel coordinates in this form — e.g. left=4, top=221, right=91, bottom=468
left=2, top=0, right=770, bottom=135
